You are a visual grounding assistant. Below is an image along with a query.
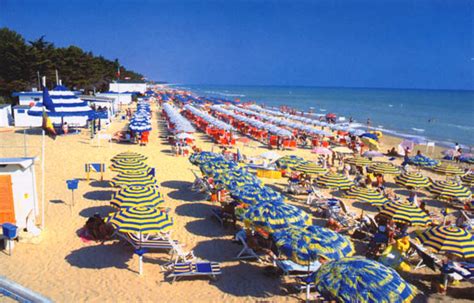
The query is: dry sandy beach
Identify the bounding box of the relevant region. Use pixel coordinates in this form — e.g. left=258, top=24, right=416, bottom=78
left=0, top=104, right=472, bottom=302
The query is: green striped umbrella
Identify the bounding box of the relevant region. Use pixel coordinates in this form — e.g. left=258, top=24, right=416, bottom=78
left=428, top=180, right=472, bottom=201
left=345, top=157, right=372, bottom=167
left=111, top=152, right=147, bottom=162
left=418, top=226, right=474, bottom=259
left=394, top=172, right=431, bottom=189
left=461, top=174, right=474, bottom=187
left=344, top=187, right=389, bottom=207
left=243, top=202, right=311, bottom=233
left=313, top=257, right=417, bottom=303
left=431, top=164, right=464, bottom=176
left=110, top=171, right=157, bottom=188
left=368, top=162, right=401, bottom=175
left=111, top=186, right=165, bottom=209
left=316, top=173, right=354, bottom=190
left=379, top=201, right=432, bottom=226
left=294, top=161, right=328, bottom=175
left=111, top=159, right=149, bottom=173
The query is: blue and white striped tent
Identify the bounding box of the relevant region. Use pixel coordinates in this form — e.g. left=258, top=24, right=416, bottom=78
left=28, top=86, right=94, bottom=126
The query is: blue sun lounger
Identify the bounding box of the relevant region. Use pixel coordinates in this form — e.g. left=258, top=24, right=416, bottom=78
left=166, top=262, right=222, bottom=283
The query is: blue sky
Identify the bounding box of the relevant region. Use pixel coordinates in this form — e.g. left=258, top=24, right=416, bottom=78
left=1, top=0, right=473, bottom=90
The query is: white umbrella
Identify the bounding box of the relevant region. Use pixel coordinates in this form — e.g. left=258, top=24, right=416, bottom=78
left=259, top=151, right=281, bottom=161
left=176, top=133, right=194, bottom=140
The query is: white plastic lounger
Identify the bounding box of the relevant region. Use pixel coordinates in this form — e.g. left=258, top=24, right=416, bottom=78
left=234, top=232, right=263, bottom=262
left=118, top=232, right=179, bottom=251
left=166, top=262, right=221, bottom=283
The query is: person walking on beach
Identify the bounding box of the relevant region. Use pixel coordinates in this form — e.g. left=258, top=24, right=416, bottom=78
left=366, top=118, right=371, bottom=130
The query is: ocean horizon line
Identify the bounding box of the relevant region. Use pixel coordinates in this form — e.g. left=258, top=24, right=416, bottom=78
left=171, top=83, right=474, bottom=93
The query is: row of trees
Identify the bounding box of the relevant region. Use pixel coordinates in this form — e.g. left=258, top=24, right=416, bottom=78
left=0, top=27, right=144, bottom=104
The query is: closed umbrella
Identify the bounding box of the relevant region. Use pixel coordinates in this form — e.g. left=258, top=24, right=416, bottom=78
left=418, top=226, right=474, bottom=259
left=112, top=152, right=147, bottom=162
left=461, top=174, right=474, bottom=187
left=313, top=257, right=417, bottom=303
left=111, top=159, right=149, bottom=173
left=110, top=171, right=157, bottom=188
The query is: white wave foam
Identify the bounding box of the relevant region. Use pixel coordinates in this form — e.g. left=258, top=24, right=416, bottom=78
left=412, top=128, right=425, bottom=132
left=204, top=90, right=246, bottom=98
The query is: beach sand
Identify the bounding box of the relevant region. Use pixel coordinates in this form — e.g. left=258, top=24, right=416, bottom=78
left=0, top=105, right=472, bottom=302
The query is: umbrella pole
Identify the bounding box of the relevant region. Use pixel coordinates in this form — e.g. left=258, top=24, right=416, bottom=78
left=139, top=231, right=143, bottom=275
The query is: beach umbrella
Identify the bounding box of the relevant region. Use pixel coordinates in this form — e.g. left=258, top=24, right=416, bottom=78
left=106, top=207, right=173, bottom=274
left=418, top=226, right=474, bottom=259
left=230, top=184, right=283, bottom=205
left=360, top=133, right=379, bottom=141
left=379, top=201, right=432, bottom=226
left=199, top=160, right=238, bottom=177
left=368, top=162, right=401, bottom=175
left=361, top=137, right=379, bottom=151
left=344, top=187, right=389, bottom=207
left=332, top=146, right=353, bottom=154
left=111, top=186, right=165, bottom=209
left=273, top=225, right=355, bottom=264
left=316, top=172, right=354, bottom=190
left=461, top=174, right=474, bottom=187
left=189, top=151, right=224, bottom=165
left=313, top=257, right=417, bottom=303
left=408, top=155, right=439, bottom=168
left=362, top=151, right=384, bottom=158
left=243, top=202, right=311, bottom=233
left=111, top=159, right=149, bottom=173
left=394, top=172, right=431, bottom=189
left=311, top=147, right=332, bottom=155
left=112, top=152, right=147, bottom=162
left=110, top=171, right=157, bottom=188
left=176, top=133, right=194, bottom=140
left=275, top=155, right=305, bottom=170
left=345, top=157, right=372, bottom=167
left=259, top=151, right=281, bottom=161
left=431, top=164, right=464, bottom=176
left=294, top=162, right=328, bottom=175
left=428, top=180, right=472, bottom=201
left=214, top=168, right=261, bottom=190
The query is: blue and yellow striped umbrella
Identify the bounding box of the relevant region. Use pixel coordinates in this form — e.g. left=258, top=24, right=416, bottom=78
left=110, top=186, right=165, bottom=209
left=106, top=206, right=173, bottom=234
left=111, top=159, right=149, bottom=173
left=345, top=157, right=372, bottom=167
left=408, top=155, right=439, bottom=168
left=344, top=187, right=389, bottom=207
left=428, top=180, right=472, bottom=201
left=431, top=164, right=464, bottom=176
left=294, top=162, right=328, bottom=175
left=189, top=151, right=224, bottom=165
left=199, top=160, right=238, bottom=177
left=275, top=155, right=306, bottom=170
left=110, top=171, right=157, bottom=188
left=313, top=257, right=417, bottom=303
left=461, top=174, right=474, bottom=187
left=214, top=168, right=262, bottom=190
left=368, top=162, right=401, bottom=175
left=360, top=137, right=379, bottom=151
left=316, top=172, right=354, bottom=190
left=230, top=184, right=283, bottom=205
left=395, top=172, right=431, bottom=189
left=111, top=152, right=147, bottom=162
left=273, top=225, right=355, bottom=264
left=418, top=226, right=474, bottom=259
left=379, top=201, right=432, bottom=226
left=243, top=202, right=311, bottom=233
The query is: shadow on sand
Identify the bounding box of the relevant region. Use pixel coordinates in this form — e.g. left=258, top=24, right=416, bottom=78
left=89, top=180, right=112, bottom=188
left=83, top=190, right=115, bottom=201
left=185, top=219, right=233, bottom=238
left=175, top=202, right=215, bottom=219
left=79, top=205, right=116, bottom=218
left=65, top=242, right=132, bottom=270
left=160, top=180, right=193, bottom=190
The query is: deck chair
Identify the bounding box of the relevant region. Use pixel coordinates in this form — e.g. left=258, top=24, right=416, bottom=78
left=306, top=186, right=328, bottom=206
left=409, top=240, right=442, bottom=271
left=211, top=207, right=235, bottom=227
left=169, top=238, right=196, bottom=263
left=459, top=211, right=474, bottom=231
left=117, top=232, right=179, bottom=251
left=166, top=261, right=222, bottom=283
left=274, top=259, right=321, bottom=277
left=286, top=180, right=310, bottom=195
left=235, top=231, right=263, bottom=262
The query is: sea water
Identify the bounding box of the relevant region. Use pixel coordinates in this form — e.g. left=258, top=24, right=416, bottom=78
left=176, top=85, right=474, bottom=148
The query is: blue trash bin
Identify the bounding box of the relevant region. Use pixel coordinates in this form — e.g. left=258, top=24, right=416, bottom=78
left=66, top=179, right=79, bottom=190
left=2, top=223, right=18, bottom=239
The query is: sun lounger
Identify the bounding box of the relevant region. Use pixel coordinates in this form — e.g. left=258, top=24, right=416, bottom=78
left=117, top=232, right=179, bottom=251
left=409, top=240, right=442, bottom=271
left=234, top=231, right=263, bottom=262
left=275, top=259, right=321, bottom=277
left=166, top=261, right=222, bottom=283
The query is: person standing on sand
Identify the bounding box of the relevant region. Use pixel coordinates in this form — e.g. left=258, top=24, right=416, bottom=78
left=367, top=118, right=371, bottom=130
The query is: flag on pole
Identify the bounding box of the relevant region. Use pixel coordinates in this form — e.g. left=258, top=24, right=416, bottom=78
left=42, top=109, right=57, bottom=139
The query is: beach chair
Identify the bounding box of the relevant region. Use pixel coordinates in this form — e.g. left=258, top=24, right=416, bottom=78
left=274, top=259, right=321, bottom=277
left=459, top=211, right=474, bottom=232
left=117, top=232, right=179, bottom=251
left=306, top=186, right=328, bottom=206
left=211, top=207, right=235, bottom=227
left=165, top=261, right=222, bottom=283
left=408, top=240, right=442, bottom=271
left=234, top=231, right=263, bottom=262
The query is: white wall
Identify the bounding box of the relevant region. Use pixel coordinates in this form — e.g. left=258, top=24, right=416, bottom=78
left=109, top=83, right=146, bottom=94
left=14, top=108, right=42, bottom=127
left=0, top=105, right=12, bottom=127
left=97, top=93, right=132, bottom=105
left=19, top=95, right=42, bottom=106
left=0, top=164, right=38, bottom=230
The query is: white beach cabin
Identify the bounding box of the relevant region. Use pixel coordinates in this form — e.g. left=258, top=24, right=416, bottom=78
left=0, top=158, right=39, bottom=231
left=0, top=104, right=13, bottom=127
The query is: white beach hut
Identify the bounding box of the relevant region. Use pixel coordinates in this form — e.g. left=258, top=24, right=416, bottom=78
left=0, top=104, right=13, bottom=127
left=0, top=158, right=39, bottom=231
